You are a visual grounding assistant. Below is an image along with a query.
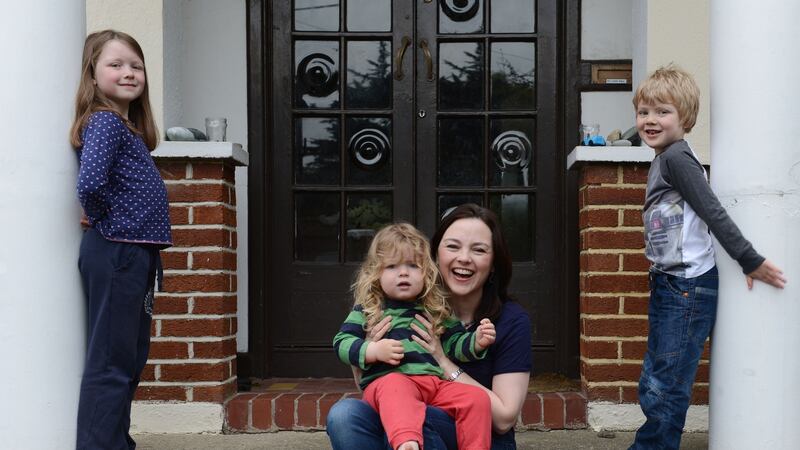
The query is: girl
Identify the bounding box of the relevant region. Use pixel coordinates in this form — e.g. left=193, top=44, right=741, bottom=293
left=70, top=30, right=172, bottom=450
left=333, top=223, right=496, bottom=450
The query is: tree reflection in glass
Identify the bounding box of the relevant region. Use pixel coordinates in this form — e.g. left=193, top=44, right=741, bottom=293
left=295, top=117, right=340, bottom=185
left=490, top=42, right=535, bottom=110
left=439, top=42, right=484, bottom=110
left=346, top=41, right=392, bottom=109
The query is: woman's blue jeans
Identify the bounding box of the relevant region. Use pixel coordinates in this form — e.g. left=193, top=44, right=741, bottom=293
left=326, top=398, right=516, bottom=450
left=630, top=266, right=718, bottom=450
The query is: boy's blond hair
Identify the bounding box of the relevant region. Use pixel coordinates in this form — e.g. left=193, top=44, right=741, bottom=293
left=633, top=64, right=700, bottom=132
left=352, top=223, right=450, bottom=335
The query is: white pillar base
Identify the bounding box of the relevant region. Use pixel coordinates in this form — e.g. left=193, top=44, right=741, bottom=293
left=131, top=402, right=224, bottom=434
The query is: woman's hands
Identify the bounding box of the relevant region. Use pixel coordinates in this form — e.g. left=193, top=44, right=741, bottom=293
left=410, top=313, right=447, bottom=365
left=364, top=316, right=404, bottom=365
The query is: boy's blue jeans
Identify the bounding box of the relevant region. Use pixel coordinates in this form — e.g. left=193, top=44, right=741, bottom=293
left=630, top=266, right=718, bottom=450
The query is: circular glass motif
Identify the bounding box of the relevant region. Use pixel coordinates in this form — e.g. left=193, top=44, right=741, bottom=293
left=349, top=128, right=391, bottom=169
left=492, top=130, right=531, bottom=172
left=440, top=0, right=480, bottom=22
left=297, top=53, right=339, bottom=98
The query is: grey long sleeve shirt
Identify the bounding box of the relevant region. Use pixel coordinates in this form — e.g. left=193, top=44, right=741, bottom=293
left=642, top=140, right=764, bottom=278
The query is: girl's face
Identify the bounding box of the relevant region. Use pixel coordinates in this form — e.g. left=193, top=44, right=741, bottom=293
left=94, top=39, right=145, bottom=117
left=379, top=247, right=425, bottom=301
left=436, top=218, right=493, bottom=302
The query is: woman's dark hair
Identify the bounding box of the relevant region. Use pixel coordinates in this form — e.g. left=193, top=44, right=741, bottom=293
left=430, top=203, right=513, bottom=323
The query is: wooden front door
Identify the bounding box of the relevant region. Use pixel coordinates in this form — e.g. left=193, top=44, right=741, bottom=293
left=248, top=0, right=577, bottom=378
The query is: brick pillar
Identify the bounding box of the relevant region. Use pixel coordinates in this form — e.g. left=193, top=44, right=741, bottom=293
left=135, top=156, right=240, bottom=404
left=578, top=163, right=711, bottom=406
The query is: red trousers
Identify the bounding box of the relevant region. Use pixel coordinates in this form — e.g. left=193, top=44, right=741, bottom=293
left=363, top=373, right=491, bottom=450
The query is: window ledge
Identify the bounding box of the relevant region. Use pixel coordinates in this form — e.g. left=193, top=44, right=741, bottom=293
left=567, top=145, right=654, bottom=170
left=152, top=141, right=248, bottom=166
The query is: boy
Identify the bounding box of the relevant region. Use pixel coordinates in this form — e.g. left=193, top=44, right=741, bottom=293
left=630, top=65, right=786, bottom=450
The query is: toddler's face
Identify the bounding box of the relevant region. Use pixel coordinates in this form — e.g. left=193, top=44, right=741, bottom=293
left=379, top=248, right=425, bottom=301
left=636, top=101, right=685, bottom=153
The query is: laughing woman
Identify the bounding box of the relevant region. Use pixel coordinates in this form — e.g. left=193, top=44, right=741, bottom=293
left=327, top=204, right=532, bottom=449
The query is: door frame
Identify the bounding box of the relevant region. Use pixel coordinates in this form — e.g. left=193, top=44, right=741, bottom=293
left=243, top=0, right=581, bottom=379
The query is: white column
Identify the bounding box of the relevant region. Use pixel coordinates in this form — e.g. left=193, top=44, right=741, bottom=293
left=709, top=1, right=800, bottom=448
left=0, top=2, right=86, bottom=449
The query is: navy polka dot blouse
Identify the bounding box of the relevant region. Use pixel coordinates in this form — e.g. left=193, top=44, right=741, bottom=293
left=77, top=111, right=172, bottom=247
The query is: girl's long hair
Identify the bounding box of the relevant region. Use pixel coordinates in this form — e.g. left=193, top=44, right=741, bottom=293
left=352, top=223, right=450, bottom=335
left=69, top=29, right=159, bottom=150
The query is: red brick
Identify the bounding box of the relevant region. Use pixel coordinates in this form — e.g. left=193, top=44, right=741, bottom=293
left=562, top=392, right=587, bottom=428
left=691, top=385, right=709, bottom=404
left=582, top=362, right=642, bottom=382
left=275, top=394, right=300, bottom=429
left=231, top=231, right=238, bottom=249
left=622, top=165, right=649, bottom=184
left=193, top=162, right=234, bottom=181
left=229, top=186, right=237, bottom=205
left=319, top=393, right=344, bottom=427
left=160, top=362, right=229, bottom=382
left=579, top=208, right=618, bottom=228
left=149, top=341, right=189, bottom=359
left=622, top=296, right=649, bottom=315
left=580, top=296, right=620, bottom=315
left=193, top=295, right=237, bottom=315
left=153, top=296, right=189, bottom=315
left=621, top=385, right=639, bottom=403
left=542, top=393, right=565, bottom=429
left=702, top=340, right=711, bottom=359
left=581, top=273, right=648, bottom=293
left=586, top=386, right=620, bottom=402
left=582, top=230, right=644, bottom=250
left=622, top=209, right=644, bottom=226
left=695, top=363, right=710, bottom=383
left=252, top=393, right=279, bottom=430
left=160, top=251, right=188, bottom=270
left=162, top=273, right=231, bottom=293
left=621, top=341, right=648, bottom=360
left=297, top=393, right=322, bottom=427
left=583, top=317, right=648, bottom=337
left=161, top=318, right=232, bottom=337
left=140, top=364, right=156, bottom=381
left=193, top=339, right=237, bottom=359
left=172, top=228, right=231, bottom=248
left=584, top=186, right=645, bottom=206
left=581, top=340, right=618, bottom=359
left=578, top=187, right=587, bottom=210
left=193, top=251, right=237, bottom=270
left=158, top=162, right=188, bottom=180
left=226, top=393, right=258, bottom=431
left=135, top=385, right=187, bottom=401
left=622, top=253, right=650, bottom=272
left=520, top=394, right=542, bottom=426
left=582, top=253, right=620, bottom=272
left=169, top=206, right=190, bottom=225
left=167, top=183, right=228, bottom=203
left=194, top=205, right=236, bottom=227
left=194, top=381, right=237, bottom=402
left=581, top=165, right=619, bottom=185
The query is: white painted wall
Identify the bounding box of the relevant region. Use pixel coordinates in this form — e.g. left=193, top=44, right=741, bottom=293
left=580, top=0, right=634, bottom=142
left=0, top=1, right=86, bottom=447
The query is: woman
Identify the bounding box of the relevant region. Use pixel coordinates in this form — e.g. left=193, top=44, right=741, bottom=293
left=327, top=204, right=532, bottom=449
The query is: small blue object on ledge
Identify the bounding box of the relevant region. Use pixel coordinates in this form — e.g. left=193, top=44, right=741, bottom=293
left=582, top=135, right=606, bottom=146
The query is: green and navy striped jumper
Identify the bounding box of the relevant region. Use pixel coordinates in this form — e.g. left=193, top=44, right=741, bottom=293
left=333, top=298, right=485, bottom=390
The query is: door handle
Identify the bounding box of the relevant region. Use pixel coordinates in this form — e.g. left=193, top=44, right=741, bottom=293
left=419, top=39, right=434, bottom=81
left=394, top=36, right=411, bottom=80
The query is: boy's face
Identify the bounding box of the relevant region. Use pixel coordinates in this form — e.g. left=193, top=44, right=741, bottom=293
left=636, top=101, right=685, bottom=153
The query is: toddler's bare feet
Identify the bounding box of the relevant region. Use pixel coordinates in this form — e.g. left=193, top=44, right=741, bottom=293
left=397, top=441, right=420, bottom=450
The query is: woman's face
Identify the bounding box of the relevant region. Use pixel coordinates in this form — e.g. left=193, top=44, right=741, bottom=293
left=436, top=218, right=494, bottom=302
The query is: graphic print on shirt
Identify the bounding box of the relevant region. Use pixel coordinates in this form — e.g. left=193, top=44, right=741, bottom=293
left=644, top=201, right=684, bottom=268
